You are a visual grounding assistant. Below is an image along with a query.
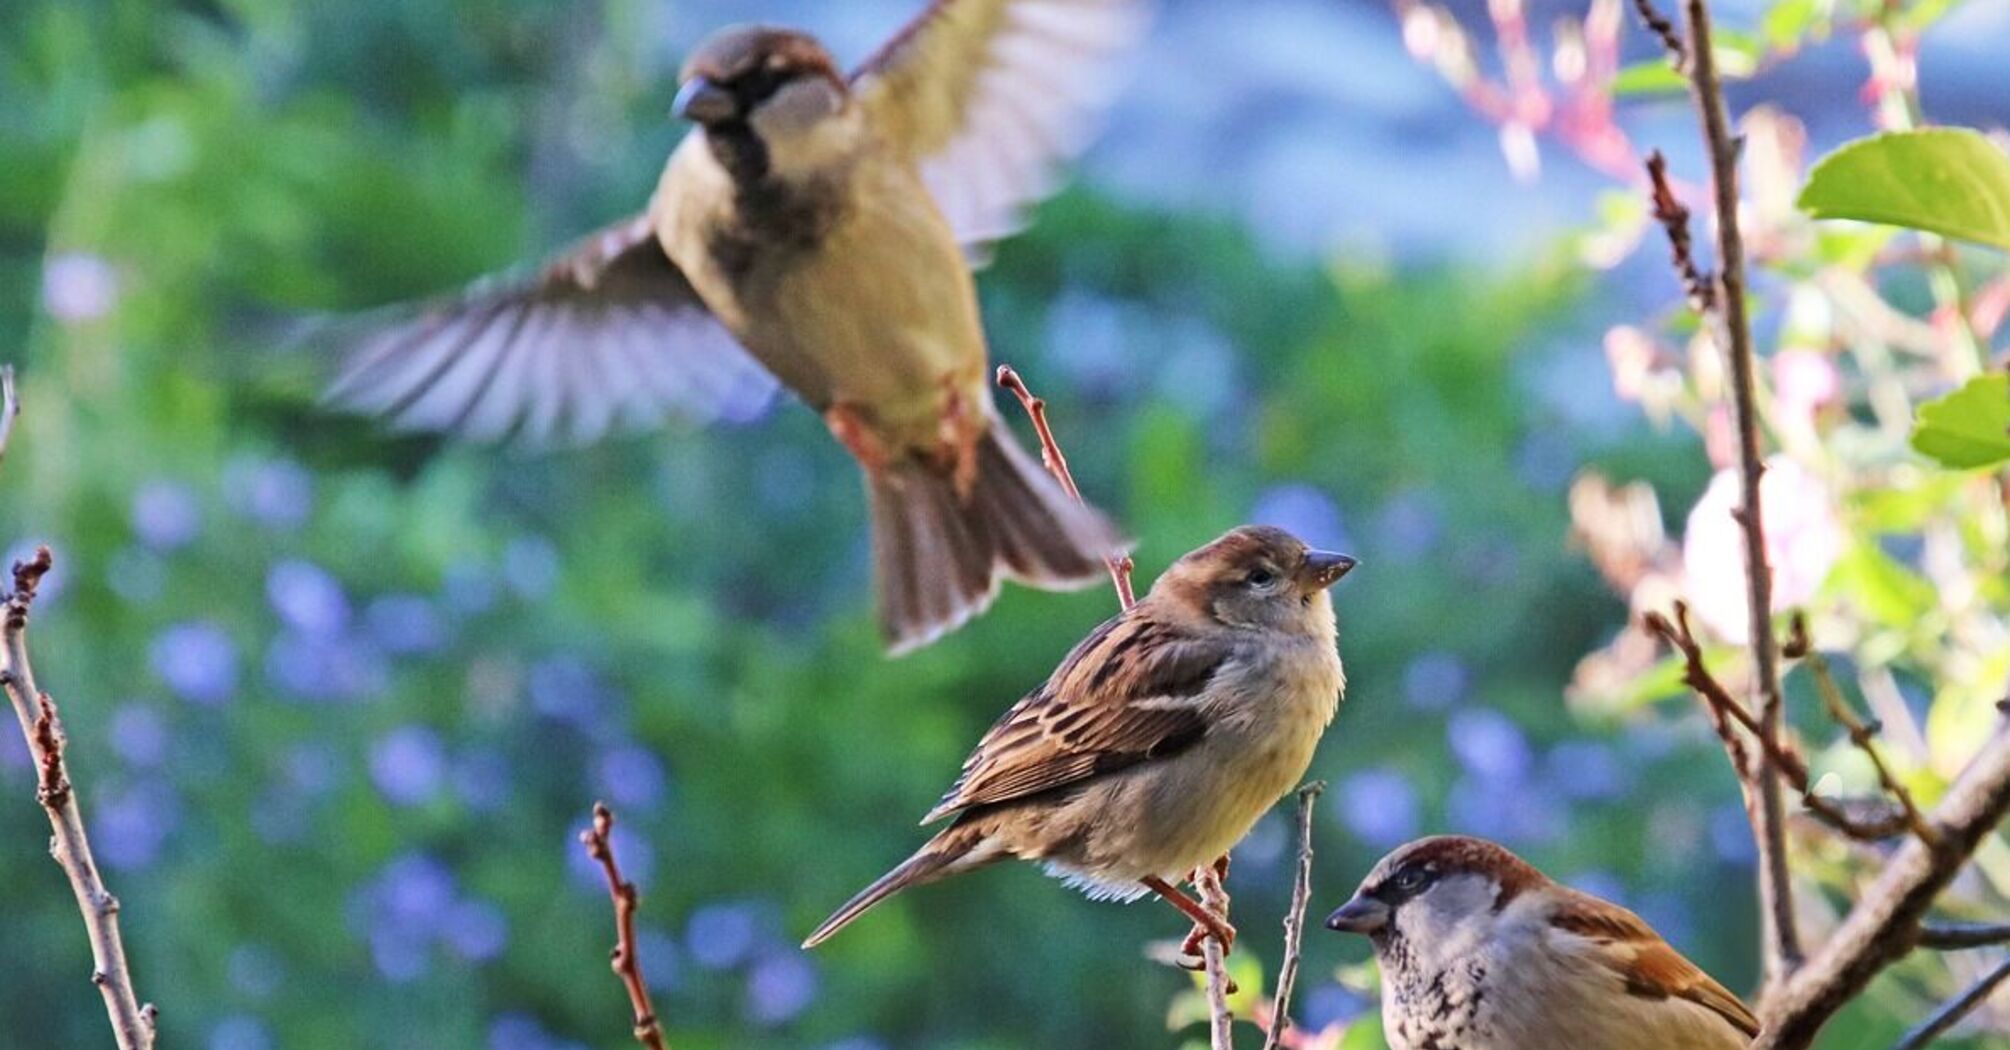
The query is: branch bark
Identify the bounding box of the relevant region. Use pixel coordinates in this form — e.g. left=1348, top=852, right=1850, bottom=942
left=1918, top=923, right=2010, bottom=950
left=1753, top=722, right=2010, bottom=1049
left=995, top=365, right=1137, bottom=607
left=1261, top=782, right=1324, bottom=1050
left=2, top=547, right=157, bottom=1050
left=1196, top=859, right=1235, bottom=1050
left=578, top=802, right=670, bottom=1050
left=1891, top=958, right=2010, bottom=1050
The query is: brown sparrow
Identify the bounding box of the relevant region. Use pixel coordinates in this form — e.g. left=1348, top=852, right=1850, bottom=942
left=324, top=1, right=1150, bottom=653
left=1327, top=836, right=1758, bottom=1049
left=803, top=525, right=1354, bottom=949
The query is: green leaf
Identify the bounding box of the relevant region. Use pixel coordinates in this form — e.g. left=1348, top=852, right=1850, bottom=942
left=1910, top=374, right=2010, bottom=469
left=1761, top=0, right=1822, bottom=48
left=1612, top=60, right=1686, bottom=97
left=1797, top=129, right=2010, bottom=251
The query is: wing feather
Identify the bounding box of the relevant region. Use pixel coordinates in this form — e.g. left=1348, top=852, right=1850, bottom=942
left=1551, top=892, right=1761, bottom=1039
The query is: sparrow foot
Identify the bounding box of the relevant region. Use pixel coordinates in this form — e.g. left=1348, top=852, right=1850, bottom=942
left=1142, top=874, right=1237, bottom=960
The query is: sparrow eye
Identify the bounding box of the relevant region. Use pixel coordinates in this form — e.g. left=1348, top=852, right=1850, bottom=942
left=1392, top=868, right=1431, bottom=893
left=1245, top=568, right=1277, bottom=588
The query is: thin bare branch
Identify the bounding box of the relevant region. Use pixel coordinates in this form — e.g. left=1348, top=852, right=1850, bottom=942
left=1629, top=0, right=1686, bottom=62
left=1890, top=957, right=2010, bottom=1049
left=1261, top=782, right=1325, bottom=1050
left=1790, top=616, right=1937, bottom=845
left=1918, top=923, right=2010, bottom=950
left=1196, top=858, right=1236, bottom=1050
left=1754, top=721, right=2010, bottom=1049
left=1645, top=152, right=1713, bottom=312
left=995, top=364, right=1136, bottom=609
left=578, top=802, right=669, bottom=1050
left=2, top=547, right=157, bottom=1050
left=1653, top=0, right=1798, bottom=981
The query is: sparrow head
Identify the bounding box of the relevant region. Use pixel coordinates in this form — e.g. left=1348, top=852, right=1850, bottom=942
left=1154, top=525, right=1355, bottom=635
left=1326, top=835, right=1545, bottom=952
left=675, top=26, right=851, bottom=161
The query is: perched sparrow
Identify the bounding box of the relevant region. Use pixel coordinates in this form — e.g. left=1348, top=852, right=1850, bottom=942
left=324, top=1, right=1151, bottom=653
left=1326, top=836, right=1758, bottom=1050
left=804, top=525, right=1355, bottom=948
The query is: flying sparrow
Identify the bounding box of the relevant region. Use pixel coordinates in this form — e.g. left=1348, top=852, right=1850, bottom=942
left=323, top=1, right=1151, bottom=653
left=1326, top=835, right=1759, bottom=1050
left=803, top=525, right=1354, bottom=949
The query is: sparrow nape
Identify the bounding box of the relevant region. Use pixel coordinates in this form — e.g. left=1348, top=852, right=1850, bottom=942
left=321, top=1, right=1153, bottom=654
left=1328, top=836, right=1759, bottom=1050
left=803, top=525, right=1354, bottom=950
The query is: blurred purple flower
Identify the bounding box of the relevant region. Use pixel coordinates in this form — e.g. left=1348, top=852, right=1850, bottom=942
left=227, top=944, right=283, bottom=999
left=365, top=594, right=447, bottom=656
left=443, top=560, right=499, bottom=617
left=370, top=727, right=446, bottom=807
left=267, top=560, right=350, bottom=637
left=529, top=656, right=616, bottom=728
left=223, top=456, right=313, bottom=530
left=684, top=899, right=761, bottom=971
left=594, top=744, right=668, bottom=812
left=1513, top=430, right=1577, bottom=492
left=0, top=727, right=26, bottom=772
left=1544, top=739, right=1630, bottom=802
left=1447, top=708, right=1533, bottom=783
left=1301, top=984, right=1371, bottom=1031
left=503, top=536, right=559, bottom=599
left=1250, top=483, right=1351, bottom=552
left=1233, top=810, right=1288, bottom=869
left=489, top=1015, right=556, bottom=1050
left=150, top=621, right=239, bottom=706
left=1044, top=291, right=1133, bottom=396
left=821, top=1039, right=891, bottom=1050
left=1372, top=489, right=1443, bottom=562
left=131, top=481, right=201, bottom=551
left=1567, top=869, right=1629, bottom=906
left=265, top=632, right=387, bottom=703
left=208, top=1015, right=273, bottom=1050
left=42, top=252, right=119, bottom=323
left=250, top=791, right=311, bottom=845
left=636, top=925, right=682, bottom=993
left=1636, top=892, right=1693, bottom=948
left=109, top=704, right=170, bottom=768
left=744, top=952, right=819, bottom=1026
left=1156, top=319, right=1240, bottom=417
left=369, top=922, right=430, bottom=983
left=378, top=853, right=456, bottom=926
left=453, top=746, right=513, bottom=813
left=96, top=779, right=181, bottom=870
left=1338, top=767, right=1420, bottom=848
left=444, top=898, right=510, bottom=962
left=1401, top=651, right=1469, bottom=711
left=1447, top=776, right=1565, bottom=846
left=1710, top=803, right=1756, bottom=865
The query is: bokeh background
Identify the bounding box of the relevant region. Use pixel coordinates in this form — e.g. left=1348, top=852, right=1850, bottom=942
left=3, top=0, right=2007, bottom=1048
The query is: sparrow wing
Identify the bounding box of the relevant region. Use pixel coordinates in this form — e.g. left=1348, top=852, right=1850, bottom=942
left=322, top=214, right=777, bottom=448
left=923, top=611, right=1226, bottom=822
left=851, top=0, right=1152, bottom=250
left=1550, top=892, right=1762, bottom=1039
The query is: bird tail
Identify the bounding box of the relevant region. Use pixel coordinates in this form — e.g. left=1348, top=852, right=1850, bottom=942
left=869, top=415, right=1125, bottom=655
left=801, top=821, right=1001, bottom=949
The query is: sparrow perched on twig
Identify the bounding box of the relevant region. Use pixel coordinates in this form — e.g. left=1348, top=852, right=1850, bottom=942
left=323, top=1, right=1151, bottom=653
left=803, top=525, right=1354, bottom=949
left=1327, top=836, right=1759, bottom=1050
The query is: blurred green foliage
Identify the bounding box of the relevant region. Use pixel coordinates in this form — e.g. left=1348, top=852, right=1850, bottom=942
left=2, top=1, right=2003, bottom=1049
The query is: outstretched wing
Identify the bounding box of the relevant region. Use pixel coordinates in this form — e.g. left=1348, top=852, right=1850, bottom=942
left=924, top=610, right=1227, bottom=822
left=323, top=215, right=777, bottom=448
left=852, top=0, right=1153, bottom=250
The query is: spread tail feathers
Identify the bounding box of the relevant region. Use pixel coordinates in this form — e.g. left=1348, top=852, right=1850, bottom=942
left=802, top=823, right=1000, bottom=949
left=870, top=417, right=1125, bottom=655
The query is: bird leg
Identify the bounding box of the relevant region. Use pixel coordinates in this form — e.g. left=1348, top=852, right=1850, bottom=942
left=825, top=402, right=891, bottom=473
left=1142, top=874, right=1237, bottom=961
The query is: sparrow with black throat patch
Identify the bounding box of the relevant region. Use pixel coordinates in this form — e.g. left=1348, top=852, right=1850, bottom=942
left=802, top=525, right=1355, bottom=953
left=1327, top=836, right=1759, bottom=1050
left=323, top=0, right=1151, bottom=654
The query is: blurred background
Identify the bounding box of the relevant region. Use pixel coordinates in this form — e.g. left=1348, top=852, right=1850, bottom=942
left=3, top=0, right=2007, bottom=1047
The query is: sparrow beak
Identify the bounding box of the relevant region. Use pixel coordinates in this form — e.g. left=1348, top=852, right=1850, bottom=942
left=1325, top=894, right=1390, bottom=935
left=1300, top=550, right=1358, bottom=590
left=673, top=77, right=738, bottom=124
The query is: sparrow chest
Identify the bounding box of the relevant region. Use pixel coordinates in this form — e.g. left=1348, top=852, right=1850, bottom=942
left=1381, top=949, right=1493, bottom=1050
